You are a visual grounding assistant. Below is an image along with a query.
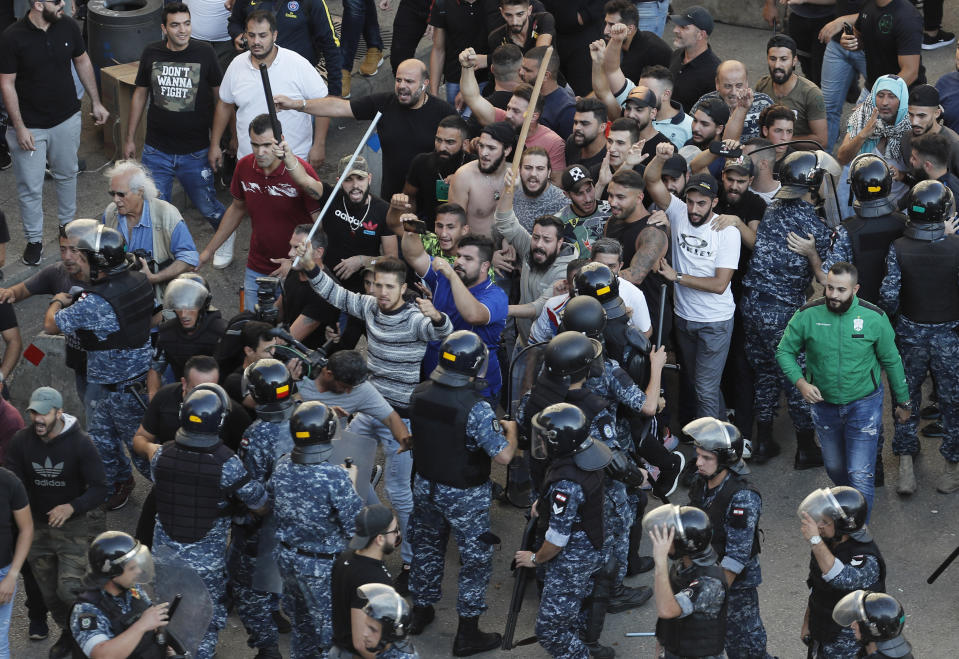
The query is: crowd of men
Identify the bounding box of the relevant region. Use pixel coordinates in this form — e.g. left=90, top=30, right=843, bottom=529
left=0, top=0, right=956, bottom=656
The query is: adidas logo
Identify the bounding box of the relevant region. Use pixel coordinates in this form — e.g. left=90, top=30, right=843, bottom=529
left=32, top=457, right=64, bottom=478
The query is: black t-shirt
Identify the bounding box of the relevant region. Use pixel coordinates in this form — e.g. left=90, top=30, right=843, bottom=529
left=716, top=188, right=767, bottom=299
left=142, top=382, right=251, bottom=451
left=330, top=550, right=393, bottom=653
left=351, top=92, right=458, bottom=200
left=0, top=15, right=85, bottom=128
left=565, top=136, right=606, bottom=171
left=24, top=262, right=84, bottom=296
left=428, top=0, right=497, bottom=83
left=135, top=40, right=223, bottom=154
left=0, top=467, right=27, bottom=566
left=406, top=150, right=473, bottom=229
left=620, top=32, right=673, bottom=84
left=281, top=269, right=340, bottom=349
left=856, top=0, right=925, bottom=88
left=605, top=217, right=673, bottom=340
left=487, top=11, right=557, bottom=55
left=322, top=191, right=391, bottom=292
left=669, top=46, right=721, bottom=114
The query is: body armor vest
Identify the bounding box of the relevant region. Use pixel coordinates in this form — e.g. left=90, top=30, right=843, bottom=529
left=537, top=456, right=605, bottom=550
left=656, top=561, right=728, bottom=657
left=807, top=537, right=886, bottom=642
left=157, top=310, right=226, bottom=379
left=70, top=588, right=165, bottom=659
left=77, top=271, right=153, bottom=351
left=893, top=235, right=959, bottom=323
left=689, top=472, right=761, bottom=560
left=410, top=381, right=489, bottom=488
left=842, top=213, right=906, bottom=304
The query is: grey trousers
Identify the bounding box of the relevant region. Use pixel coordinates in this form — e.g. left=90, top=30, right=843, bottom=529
left=675, top=315, right=735, bottom=420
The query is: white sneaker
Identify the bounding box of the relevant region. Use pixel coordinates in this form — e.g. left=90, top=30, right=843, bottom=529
left=213, top=231, right=236, bottom=269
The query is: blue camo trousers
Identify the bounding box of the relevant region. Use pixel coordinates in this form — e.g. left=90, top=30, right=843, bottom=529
left=227, top=539, right=280, bottom=648
left=408, top=477, right=493, bottom=617
left=277, top=548, right=334, bottom=659
left=742, top=292, right=813, bottom=431
left=536, top=535, right=603, bottom=659
left=87, top=387, right=151, bottom=491
left=725, top=586, right=770, bottom=659
left=815, top=627, right=860, bottom=658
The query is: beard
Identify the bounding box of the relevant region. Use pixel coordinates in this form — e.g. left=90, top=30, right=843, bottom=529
left=455, top=265, right=482, bottom=287
left=42, top=6, right=60, bottom=22
left=528, top=246, right=559, bottom=273
left=770, top=66, right=792, bottom=84
left=479, top=151, right=506, bottom=174
left=521, top=176, right=548, bottom=197
left=344, top=188, right=371, bottom=209
left=688, top=211, right=709, bottom=226
left=826, top=296, right=854, bottom=314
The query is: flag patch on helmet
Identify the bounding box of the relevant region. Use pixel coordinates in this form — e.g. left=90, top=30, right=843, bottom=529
left=732, top=507, right=745, bottom=516
left=295, top=431, right=310, bottom=438
left=443, top=351, right=456, bottom=362
left=276, top=384, right=290, bottom=398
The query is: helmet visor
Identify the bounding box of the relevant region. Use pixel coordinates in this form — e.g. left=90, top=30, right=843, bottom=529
left=642, top=503, right=682, bottom=538
left=163, top=279, right=208, bottom=311
left=530, top=415, right=550, bottom=461
left=63, top=219, right=102, bottom=252
left=121, top=544, right=155, bottom=585
left=832, top=590, right=867, bottom=628
left=797, top=487, right=843, bottom=524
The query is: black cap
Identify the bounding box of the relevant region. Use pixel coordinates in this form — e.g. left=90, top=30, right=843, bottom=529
left=662, top=154, right=688, bottom=178
left=349, top=504, right=395, bottom=549
left=909, top=84, right=940, bottom=108
left=624, top=86, right=658, bottom=109
left=670, top=5, right=714, bottom=35
left=684, top=173, right=719, bottom=199
left=723, top=154, right=755, bottom=176
left=562, top=164, right=594, bottom=192
left=696, top=97, right=730, bottom=126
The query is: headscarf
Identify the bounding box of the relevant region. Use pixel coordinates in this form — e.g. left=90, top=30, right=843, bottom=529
left=846, top=74, right=911, bottom=162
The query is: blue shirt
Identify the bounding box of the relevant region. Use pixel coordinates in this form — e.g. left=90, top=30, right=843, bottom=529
left=422, top=261, right=508, bottom=399
left=105, top=202, right=200, bottom=267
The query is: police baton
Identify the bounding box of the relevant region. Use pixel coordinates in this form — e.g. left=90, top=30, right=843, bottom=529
left=259, top=63, right=283, bottom=145
left=291, top=112, right=383, bottom=270
left=624, top=632, right=656, bottom=637
left=927, top=543, right=959, bottom=583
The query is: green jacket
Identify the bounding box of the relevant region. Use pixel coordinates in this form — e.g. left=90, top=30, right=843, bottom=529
left=776, top=296, right=908, bottom=406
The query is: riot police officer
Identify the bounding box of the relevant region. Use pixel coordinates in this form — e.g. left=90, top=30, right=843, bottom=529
left=148, top=273, right=226, bottom=397
left=822, top=155, right=907, bottom=304
left=572, top=262, right=644, bottom=371
left=407, top=331, right=517, bottom=656
left=798, top=486, right=886, bottom=659
left=356, top=583, right=419, bottom=659
left=229, top=358, right=297, bottom=657
left=69, top=531, right=172, bottom=658
left=686, top=417, right=770, bottom=659
left=880, top=180, right=959, bottom=495
left=832, top=591, right=913, bottom=659
left=271, top=401, right=363, bottom=659
left=644, top=504, right=728, bottom=659
left=743, top=151, right=835, bottom=466
left=48, top=219, right=155, bottom=510
left=513, top=403, right=612, bottom=659
left=142, top=383, right=269, bottom=659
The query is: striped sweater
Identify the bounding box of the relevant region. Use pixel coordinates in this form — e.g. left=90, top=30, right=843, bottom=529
left=306, top=266, right=452, bottom=412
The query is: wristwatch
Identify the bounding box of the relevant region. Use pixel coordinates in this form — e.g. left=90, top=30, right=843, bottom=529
left=675, top=273, right=684, bottom=284
left=530, top=553, right=538, bottom=566
left=809, top=535, right=822, bottom=546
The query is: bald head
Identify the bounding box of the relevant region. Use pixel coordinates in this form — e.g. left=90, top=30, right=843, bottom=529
left=715, top=60, right=749, bottom=108
left=394, top=59, right=429, bottom=107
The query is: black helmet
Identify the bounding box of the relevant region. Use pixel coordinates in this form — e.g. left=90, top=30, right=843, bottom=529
left=797, top=486, right=867, bottom=534
left=906, top=180, right=955, bottom=225
left=833, top=590, right=906, bottom=642
left=430, top=330, right=488, bottom=386
left=684, top=417, right=744, bottom=471
left=775, top=151, right=837, bottom=200
left=544, top=331, right=604, bottom=380
left=642, top=504, right=713, bottom=557
left=357, top=583, right=412, bottom=653
left=65, top=219, right=129, bottom=279
left=290, top=401, right=338, bottom=447
left=163, top=274, right=213, bottom=313
left=530, top=402, right=612, bottom=471
left=177, top=383, right=229, bottom=447
left=559, top=296, right=607, bottom=339
left=243, top=358, right=294, bottom=417
left=86, top=531, right=154, bottom=587
left=574, top=263, right=627, bottom=320
left=850, top=154, right=892, bottom=202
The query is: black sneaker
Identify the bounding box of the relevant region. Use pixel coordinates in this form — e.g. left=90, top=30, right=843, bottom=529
left=0, top=143, right=10, bottom=171
left=922, top=29, right=956, bottom=50
left=394, top=563, right=411, bottom=595
left=29, top=618, right=48, bottom=640
left=21, top=241, right=42, bottom=266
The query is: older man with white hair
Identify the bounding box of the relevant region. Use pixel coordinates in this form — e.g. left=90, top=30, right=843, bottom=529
left=102, top=160, right=200, bottom=296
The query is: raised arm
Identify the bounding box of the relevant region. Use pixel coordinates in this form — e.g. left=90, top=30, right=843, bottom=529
left=603, top=23, right=630, bottom=97
left=458, top=48, right=496, bottom=126
left=398, top=211, right=432, bottom=277
left=429, top=27, right=447, bottom=96
left=275, top=94, right=356, bottom=118
left=589, top=40, right=621, bottom=120
left=643, top=141, right=675, bottom=209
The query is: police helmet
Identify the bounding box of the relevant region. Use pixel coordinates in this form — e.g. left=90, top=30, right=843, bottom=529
left=65, top=219, right=129, bottom=279
left=243, top=358, right=294, bottom=413
left=430, top=330, right=489, bottom=386
left=86, top=531, right=154, bottom=587
left=906, top=180, right=955, bottom=225
left=357, top=584, right=412, bottom=653
left=849, top=154, right=892, bottom=202
left=574, top=263, right=627, bottom=320
left=684, top=417, right=744, bottom=471
left=832, top=590, right=905, bottom=642
left=163, top=274, right=213, bottom=313
left=558, top=296, right=607, bottom=339
left=530, top=402, right=612, bottom=471
left=177, top=383, right=229, bottom=446
left=290, top=401, right=338, bottom=447
left=775, top=151, right=837, bottom=200
left=544, top=331, right=604, bottom=380
left=797, top=486, right=867, bottom=534
left=642, top=504, right=713, bottom=557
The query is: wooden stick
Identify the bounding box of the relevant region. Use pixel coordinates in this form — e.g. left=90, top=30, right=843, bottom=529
left=509, top=46, right=553, bottom=179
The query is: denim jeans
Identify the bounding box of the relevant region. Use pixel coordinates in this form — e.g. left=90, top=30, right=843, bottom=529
left=347, top=412, right=414, bottom=565
left=141, top=145, right=225, bottom=228
left=0, top=563, right=14, bottom=659
left=636, top=0, right=669, bottom=37
left=821, top=40, right=868, bottom=151
left=5, top=111, right=81, bottom=242
left=810, top=386, right=884, bottom=518
left=340, top=0, right=384, bottom=68
left=675, top=315, right=735, bottom=420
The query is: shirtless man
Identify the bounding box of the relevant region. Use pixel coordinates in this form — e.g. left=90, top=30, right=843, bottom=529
left=448, top=121, right=516, bottom=238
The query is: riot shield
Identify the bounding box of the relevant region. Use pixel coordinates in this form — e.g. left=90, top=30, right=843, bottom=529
left=150, top=545, right=214, bottom=657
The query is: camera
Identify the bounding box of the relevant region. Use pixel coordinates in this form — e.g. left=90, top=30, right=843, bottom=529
left=267, top=328, right=336, bottom=381
left=254, top=276, right=280, bottom=325
left=128, top=248, right=159, bottom=274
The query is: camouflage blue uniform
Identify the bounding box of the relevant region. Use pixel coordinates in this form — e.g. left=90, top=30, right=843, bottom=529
left=408, top=400, right=508, bottom=617
left=56, top=292, right=153, bottom=490
left=270, top=454, right=363, bottom=659
left=810, top=552, right=882, bottom=659
left=691, top=475, right=769, bottom=659
left=742, top=198, right=832, bottom=430
left=880, top=249, right=959, bottom=462
left=378, top=643, right=419, bottom=658
left=663, top=562, right=728, bottom=659
left=536, top=478, right=604, bottom=659
left=150, top=450, right=267, bottom=659
left=229, top=418, right=293, bottom=650
left=69, top=584, right=153, bottom=657
left=821, top=225, right=853, bottom=275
